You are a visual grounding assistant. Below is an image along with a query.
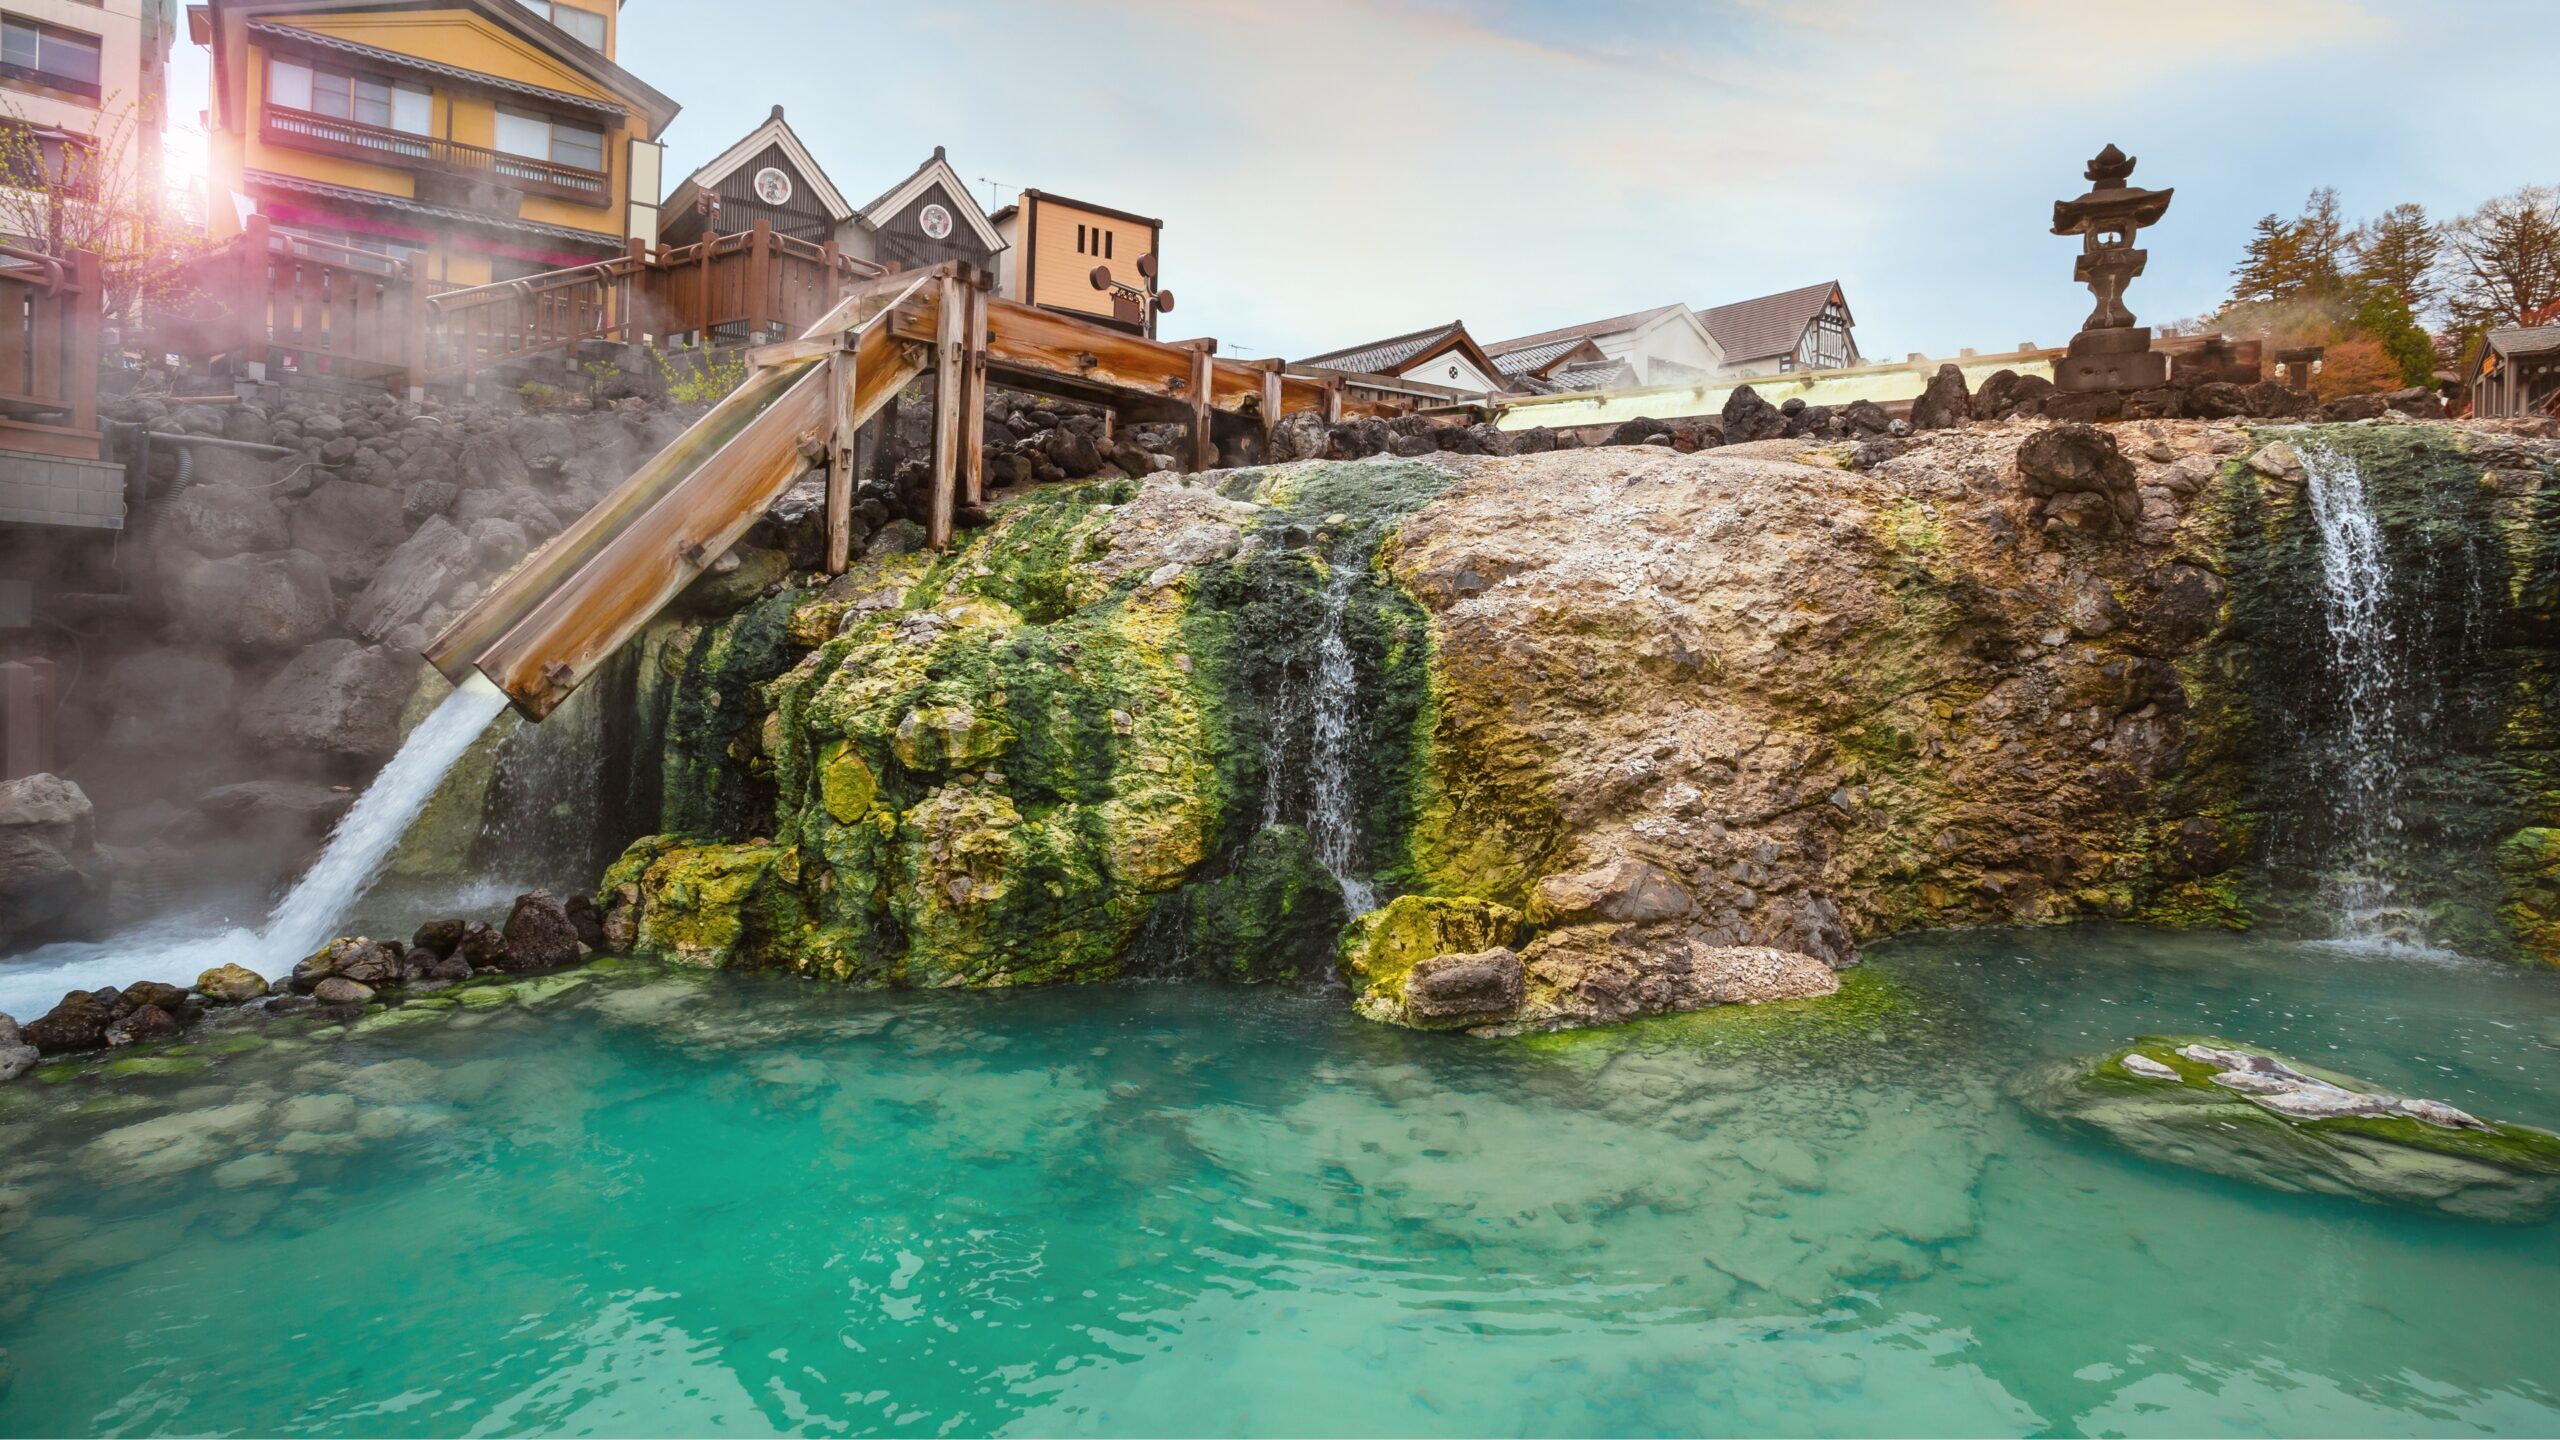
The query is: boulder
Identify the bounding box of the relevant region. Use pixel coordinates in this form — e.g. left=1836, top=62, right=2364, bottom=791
left=1337, top=895, right=1524, bottom=1024
left=162, top=549, right=337, bottom=652
left=1837, top=399, right=1892, bottom=437
left=563, top=893, right=607, bottom=951
left=501, top=889, right=581, bottom=970
left=0, top=773, right=92, bottom=851
left=2322, top=393, right=2389, bottom=422
left=2017, top=422, right=2140, bottom=535
left=239, top=639, right=421, bottom=759
left=1269, top=411, right=1332, bottom=464
left=0, top=1014, right=36, bottom=1081
left=1606, top=416, right=1675, bottom=448
left=2243, top=380, right=2314, bottom=418
left=1529, top=856, right=1699, bottom=926
left=287, top=479, right=410, bottom=582
left=101, top=646, right=239, bottom=756
left=0, top=828, right=97, bottom=950
left=1721, top=386, right=1787, bottom=444
left=1972, top=369, right=2055, bottom=422
left=195, top=962, right=269, bottom=1003
left=22, top=990, right=112, bottom=1053
left=2181, top=380, right=2252, bottom=420
left=194, top=780, right=354, bottom=839
left=1401, top=947, right=1526, bottom=1027
left=411, top=917, right=466, bottom=957
left=155, top=484, right=288, bottom=558
left=2382, top=386, right=2445, bottom=418
left=103, top=1003, right=180, bottom=1046
left=1514, top=927, right=1840, bottom=1029
left=1909, top=363, right=1972, bottom=430
left=310, top=976, right=374, bottom=1005
left=349, top=516, right=476, bottom=641
left=677, top=546, right=791, bottom=616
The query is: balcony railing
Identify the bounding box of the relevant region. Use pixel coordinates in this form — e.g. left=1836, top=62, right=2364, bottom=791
left=260, top=104, right=610, bottom=206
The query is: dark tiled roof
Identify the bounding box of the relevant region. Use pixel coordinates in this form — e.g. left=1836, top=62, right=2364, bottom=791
left=1697, top=280, right=1844, bottom=363
left=246, top=21, right=626, bottom=118
left=1299, top=321, right=1468, bottom=374
left=242, top=169, right=621, bottom=247
left=1492, top=335, right=1601, bottom=376
left=1485, top=303, right=1686, bottom=356
left=1536, top=357, right=1637, bottom=392
left=2488, top=325, right=2560, bottom=358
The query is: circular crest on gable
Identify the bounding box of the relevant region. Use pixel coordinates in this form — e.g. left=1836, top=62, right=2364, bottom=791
left=919, top=203, right=954, bottom=240
left=752, top=167, right=792, bottom=206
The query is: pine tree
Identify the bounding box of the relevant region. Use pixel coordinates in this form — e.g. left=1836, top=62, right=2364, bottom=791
left=2293, top=187, right=2349, bottom=296
left=2351, top=283, right=2438, bottom=388
left=2230, top=213, right=2301, bottom=305
left=2352, top=202, right=2440, bottom=315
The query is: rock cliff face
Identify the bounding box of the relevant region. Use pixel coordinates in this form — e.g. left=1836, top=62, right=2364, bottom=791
left=599, top=416, right=2560, bottom=1030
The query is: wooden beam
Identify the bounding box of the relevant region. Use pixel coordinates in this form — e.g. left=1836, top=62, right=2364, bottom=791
left=1257, top=357, right=1284, bottom=453
left=959, top=280, right=989, bottom=508
left=825, top=347, right=857, bottom=574
left=928, top=272, right=965, bottom=550
left=746, top=333, right=854, bottom=370
left=1185, top=341, right=1215, bottom=472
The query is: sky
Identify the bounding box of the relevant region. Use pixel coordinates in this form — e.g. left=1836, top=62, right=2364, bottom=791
left=172, top=0, right=2560, bottom=363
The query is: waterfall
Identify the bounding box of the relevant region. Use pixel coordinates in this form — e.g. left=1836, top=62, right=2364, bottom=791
left=0, top=674, right=510, bottom=1016
left=261, top=674, right=513, bottom=960
left=2296, top=439, right=2421, bottom=949
left=1305, top=564, right=1378, bottom=915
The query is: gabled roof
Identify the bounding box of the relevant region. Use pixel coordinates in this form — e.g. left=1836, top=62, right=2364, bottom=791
left=1533, top=357, right=1638, bottom=392
left=1697, top=280, right=1849, bottom=364
left=666, top=104, right=852, bottom=222
left=2486, top=325, right=2560, bottom=359
left=1299, top=320, right=1499, bottom=382
left=246, top=20, right=624, bottom=117
left=1485, top=303, right=1687, bottom=357
left=207, top=0, right=679, bottom=135
left=853, top=146, right=1003, bottom=252
left=1492, top=335, right=1605, bottom=378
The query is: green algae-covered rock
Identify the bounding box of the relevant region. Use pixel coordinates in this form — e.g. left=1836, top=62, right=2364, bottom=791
left=2020, top=1035, right=2560, bottom=1223
left=2497, top=827, right=2560, bottom=963
left=1337, top=894, right=1523, bottom=1022
left=1140, top=825, right=1347, bottom=982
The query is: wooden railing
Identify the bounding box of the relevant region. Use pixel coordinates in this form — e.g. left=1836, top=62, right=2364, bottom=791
left=0, top=242, right=102, bottom=459
left=165, top=219, right=886, bottom=395
left=419, top=220, right=884, bottom=389
left=262, top=104, right=610, bottom=205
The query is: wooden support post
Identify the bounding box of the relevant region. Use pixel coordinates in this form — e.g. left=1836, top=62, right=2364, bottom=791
left=746, top=219, right=774, bottom=341
left=1321, top=374, right=1345, bottom=425
left=825, top=348, right=858, bottom=574
left=928, top=274, right=965, bottom=550
left=402, top=254, right=429, bottom=402
left=1186, top=341, right=1216, bottom=472
left=237, top=215, right=271, bottom=383
left=959, top=279, right=989, bottom=507
left=65, top=249, right=100, bottom=434
left=1, top=658, right=56, bottom=782
left=1256, top=357, right=1283, bottom=455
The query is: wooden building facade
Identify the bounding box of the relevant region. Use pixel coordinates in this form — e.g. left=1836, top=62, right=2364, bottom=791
left=2468, top=325, right=2560, bottom=419
left=660, top=118, right=1000, bottom=277
left=992, top=189, right=1164, bottom=338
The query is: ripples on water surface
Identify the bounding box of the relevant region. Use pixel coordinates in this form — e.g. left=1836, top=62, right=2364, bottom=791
left=1, top=925, right=2556, bottom=1437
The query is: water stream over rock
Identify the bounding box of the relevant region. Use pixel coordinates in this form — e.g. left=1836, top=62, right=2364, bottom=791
left=1306, top=560, right=1379, bottom=915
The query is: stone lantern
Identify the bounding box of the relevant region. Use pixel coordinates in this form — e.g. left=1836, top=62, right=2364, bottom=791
left=2050, top=144, right=2174, bottom=392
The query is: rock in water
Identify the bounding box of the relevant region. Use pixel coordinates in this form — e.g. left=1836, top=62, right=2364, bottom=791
left=2019, top=1036, right=2560, bottom=1223
left=196, top=963, right=270, bottom=1003
left=502, top=890, right=582, bottom=970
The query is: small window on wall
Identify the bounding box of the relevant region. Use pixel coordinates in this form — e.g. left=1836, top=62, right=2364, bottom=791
left=496, top=108, right=605, bottom=173
left=269, top=57, right=429, bottom=134
left=1104, top=230, right=1113, bottom=259
left=1076, top=224, right=1087, bottom=255
left=1, top=16, right=103, bottom=98
left=515, top=0, right=606, bottom=49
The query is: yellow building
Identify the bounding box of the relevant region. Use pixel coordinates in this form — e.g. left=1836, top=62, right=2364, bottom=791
left=189, top=0, right=676, bottom=286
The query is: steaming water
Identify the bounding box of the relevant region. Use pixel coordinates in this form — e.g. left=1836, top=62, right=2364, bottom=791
left=1306, top=565, right=1377, bottom=914
left=3, top=926, right=2556, bottom=1436
left=0, top=676, right=509, bottom=1017
left=2294, top=440, right=2427, bottom=953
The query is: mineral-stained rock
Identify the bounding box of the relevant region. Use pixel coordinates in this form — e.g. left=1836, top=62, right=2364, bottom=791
left=2016, top=422, right=2139, bottom=535
left=458, top=920, right=508, bottom=968
left=311, top=976, right=375, bottom=1005
left=1528, top=856, right=1698, bottom=926
left=288, top=478, right=409, bottom=582
left=2323, top=393, right=2389, bottom=422
left=2021, top=1036, right=2560, bottom=1223
left=347, top=516, right=476, bottom=641
left=501, top=889, right=582, bottom=970
left=0, top=773, right=92, bottom=851
left=1514, top=926, right=1839, bottom=1030
left=1972, top=369, right=2054, bottom=421
left=1338, top=895, right=1524, bottom=1024
left=195, top=962, right=269, bottom=1002
left=157, top=483, right=289, bottom=558
left=563, top=893, right=607, bottom=951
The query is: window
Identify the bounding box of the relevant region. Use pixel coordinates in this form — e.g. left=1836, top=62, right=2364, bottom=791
left=272, top=222, right=421, bottom=275
left=514, top=0, right=606, bottom=50
left=0, top=123, right=95, bottom=195
left=269, top=57, right=429, bottom=135
left=1076, top=223, right=1087, bottom=254
left=495, top=108, right=605, bottom=173
left=1104, top=230, right=1113, bottom=259
left=1, top=16, right=102, bottom=98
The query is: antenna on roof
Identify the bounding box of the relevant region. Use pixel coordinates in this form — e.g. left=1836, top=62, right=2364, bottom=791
left=978, top=177, right=1009, bottom=208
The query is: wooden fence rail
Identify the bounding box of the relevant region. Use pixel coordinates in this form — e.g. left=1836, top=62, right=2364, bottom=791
left=0, top=242, right=102, bottom=459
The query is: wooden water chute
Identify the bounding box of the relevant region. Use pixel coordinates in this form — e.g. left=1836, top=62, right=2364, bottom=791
left=426, top=264, right=1403, bottom=722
